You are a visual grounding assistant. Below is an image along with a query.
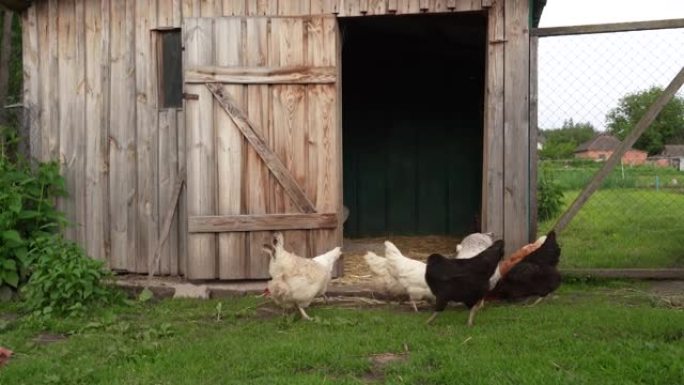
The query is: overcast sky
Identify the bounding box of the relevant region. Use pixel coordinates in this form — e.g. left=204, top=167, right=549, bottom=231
left=537, top=0, right=684, bottom=132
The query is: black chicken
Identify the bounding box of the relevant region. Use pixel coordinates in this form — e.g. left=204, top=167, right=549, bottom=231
left=424, top=240, right=505, bottom=326
left=489, top=231, right=561, bottom=305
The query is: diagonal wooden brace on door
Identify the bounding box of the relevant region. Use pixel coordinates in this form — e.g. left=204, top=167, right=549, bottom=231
left=206, top=82, right=317, bottom=214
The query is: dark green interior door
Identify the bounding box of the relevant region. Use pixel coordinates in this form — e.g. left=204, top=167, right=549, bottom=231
left=341, top=13, right=486, bottom=238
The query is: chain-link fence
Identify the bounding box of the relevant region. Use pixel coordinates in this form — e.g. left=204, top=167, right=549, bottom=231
left=534, top=21, right=684, bottom=270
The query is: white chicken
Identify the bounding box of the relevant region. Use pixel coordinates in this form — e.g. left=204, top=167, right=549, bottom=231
left=313, top=246, right=344, bottom=302
left=384, top=241, right=435, bottom=312
left=363, top=251, right=406, bottom=298
left=455, top=232, right=495, bottom=259
left=265, top=232, right=342, bottom=320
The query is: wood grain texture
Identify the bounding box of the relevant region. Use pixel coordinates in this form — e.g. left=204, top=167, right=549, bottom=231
left=185, top=65, right=337, bottom=84
left=346, top=0, right=362, bottom=16
left=214, top=17, right=246, bottom=279
left=310, top=0, right=334, bottom=14
left=84, top=0, right=109, bottom=261
left=150, top=170, right=185, bottom=276
left=185, top=17, right=218, bottom=279
left=367, top=0, right=387, bottom=14
left=222, top=0, right=246, bottom=15
left=269, top=17, right=309, bottom=258
left=22, top=6, right=40, bottom=159
left=181, top=0, right=200, bottom=18
left=158, top=110, right=179, bottom=275
left=172, top=0, right=183, bottom=25
left=482, top=0, right=504, bottom=240
left=46, top=0, right=60, bottom=162
left=431, top=0, right=447, bottom=12
left=277, top=0, right=310, bottom=16
left=452, top=0, right=480, bottom=11
left=157, top=0, right=181, bottom=275
left=177, top=109, right=188, bottom=275
left=333, top=16, right=343, bottom=276
left=245, top=16, right=272, bottom=279
left=73, top=0, right=87, bottom=247
left=207, top=83, right=317, bottom=214
left=529, top=35, right=539, bottom=240
left=307, top=16, right=341, bottom=270
left=35, top=1, right=49, bottom=161
left=158, top=0, right=175, bottom=26
left=246, top=0, right=277, bottom=16
left=109, top=0, right=138, bottom=271
left=200, top=0, right=221, bottom=17
left=57, top=0, right=78, bottom=242
left=503, top=0, right=530, bottom=254
left=136, top=0, right=159, bottom=274
left=189, top=213, right=338, bottom=232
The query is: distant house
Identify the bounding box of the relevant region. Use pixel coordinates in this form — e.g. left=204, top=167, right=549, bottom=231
left=647, top=144, right=684, bottom=171
left=574, top=134, right=648, bottom=165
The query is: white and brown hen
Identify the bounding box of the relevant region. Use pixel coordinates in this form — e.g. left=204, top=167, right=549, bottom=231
left=264, top=232, right=342, bottom=320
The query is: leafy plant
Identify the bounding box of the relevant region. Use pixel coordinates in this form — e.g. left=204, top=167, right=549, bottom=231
left=0, top=153, right=66, bottom=292
left=20, top=235, right=122, bottom=318
left=537, top=168, right=564, bottom=222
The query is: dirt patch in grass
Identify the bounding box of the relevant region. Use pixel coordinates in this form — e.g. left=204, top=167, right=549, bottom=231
left=363, top=348, right=410, bottom=383
left=648, top=281, right=684, bottom=308
left=33, top=333, right=67, bottom=345
left=253, top=305, right=284, bottom=320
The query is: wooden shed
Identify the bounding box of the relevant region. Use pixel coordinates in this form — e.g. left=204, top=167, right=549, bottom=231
left=4, top=0, right=545, bottom=280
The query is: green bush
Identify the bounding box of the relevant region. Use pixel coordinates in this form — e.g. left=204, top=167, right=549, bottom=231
left=537, top=168, right=564, bottom=222
left=21, top=235, right=122, bottom=318
left=0, top=154, right=66, bottom=291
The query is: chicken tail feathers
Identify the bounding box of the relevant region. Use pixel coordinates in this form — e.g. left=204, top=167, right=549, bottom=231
left=525, top=230, right=561, bottom=267
left=384, top=241, right=404, bottom=261
left=363, top=251, right=388, bottom=275
left=313, top=247, right=342, bottom=273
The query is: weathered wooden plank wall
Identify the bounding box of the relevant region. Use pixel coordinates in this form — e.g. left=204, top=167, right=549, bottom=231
left=26, top=0, right=188, bottom=274
left=177, top=0, right=482, bottom=17
left=183, top=13, right=341, bottom=280
left=22, top=0, right=532, bottom=276
left=482, top=0, right=504, bottom=240
left=503, top=0, right=531, bottom=253
left=185, top=17, right=217, bottom=279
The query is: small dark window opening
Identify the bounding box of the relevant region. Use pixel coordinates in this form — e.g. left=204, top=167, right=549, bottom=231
left=157, top=29, right=183, bottom=108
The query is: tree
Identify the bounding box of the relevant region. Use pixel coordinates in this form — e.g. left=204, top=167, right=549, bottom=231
left=539, top=119, right=597, bottom=159
left=606, top=86, right=684, bottom=155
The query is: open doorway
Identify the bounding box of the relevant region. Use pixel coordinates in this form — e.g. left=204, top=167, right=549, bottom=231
left=340, top=13, right=487, bottom=239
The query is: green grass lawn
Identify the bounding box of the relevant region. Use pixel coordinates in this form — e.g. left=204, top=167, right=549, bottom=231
left=539, top=189, right=684, bottom=269
left=541, top=160, right=684, bottom=191
left=1, top=282, right=683, bottom=385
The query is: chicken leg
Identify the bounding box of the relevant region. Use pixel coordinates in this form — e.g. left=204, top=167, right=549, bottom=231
left=411, top=300, right=419, bottom=313
left=527, top=296, right=545, bottom=307
left=466, top=299, right=485, bottom=327
left=297, top=305, right=313, bottom=321
left=425, top=311, right=439, bottom=325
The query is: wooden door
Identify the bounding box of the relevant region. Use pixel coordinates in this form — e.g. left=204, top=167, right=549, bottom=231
left=183, top=16, right=341, bottom=280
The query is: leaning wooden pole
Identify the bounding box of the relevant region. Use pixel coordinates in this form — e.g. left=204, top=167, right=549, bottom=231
left=553, top=66, right=684, bottom=233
